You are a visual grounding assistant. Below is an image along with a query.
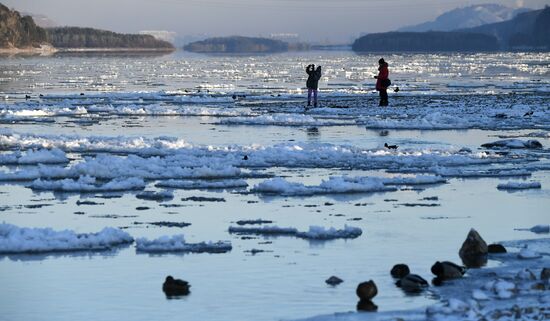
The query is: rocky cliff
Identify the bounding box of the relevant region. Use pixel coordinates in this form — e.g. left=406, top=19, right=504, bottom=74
left=0, top=3, right=49, bottom=49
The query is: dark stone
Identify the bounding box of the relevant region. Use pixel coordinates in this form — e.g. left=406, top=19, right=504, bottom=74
left=325, top=276, right=343, bottom=286
left=459, top=228, right=488, bottom=268
left=356, top=280, right=377, bottom=300
left=390, top=264, right=410, bottom=278
left=488, top=243, right=507, bottom=253
left=357, top=299, right=378, bottom=312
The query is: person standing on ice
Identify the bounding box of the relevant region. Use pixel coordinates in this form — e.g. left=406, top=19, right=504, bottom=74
left=374, top=58, right=390, bottom=106
left=306, top=64, right=322, bottom=108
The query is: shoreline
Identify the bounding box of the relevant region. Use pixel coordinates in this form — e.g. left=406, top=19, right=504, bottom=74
left=55, top=47, right=175, bottom=53
left=0, top=46, right=175, bottom=56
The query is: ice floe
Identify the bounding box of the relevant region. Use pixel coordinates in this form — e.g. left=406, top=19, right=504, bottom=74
left=28, top=176, right=146, bottom=192
left=0, top=223, right=133, bottom=253
left=252, top=175, right=445, bottom=196
left=228, top=225, right=362, bottom=240
left=0, top=149, right=68, bottom=165
left=497, top=181, right=541, bottom=190
left=481, top=139, right=543, bottom=149
left=135, top=235, right=232, bottom=253
left=156, top=179, right=248, bottom=189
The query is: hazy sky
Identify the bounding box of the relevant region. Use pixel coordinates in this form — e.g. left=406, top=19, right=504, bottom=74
left=5, top=0, right=549, bottom=42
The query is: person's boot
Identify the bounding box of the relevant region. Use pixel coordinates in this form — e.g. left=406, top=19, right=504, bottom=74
left=379, top=100, right=384, bottom=106
left=314, top=102, right=317, bottom=108
left=307, top=102, right=311, bottom=107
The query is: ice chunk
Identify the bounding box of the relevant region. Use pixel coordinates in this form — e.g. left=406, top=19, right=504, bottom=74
left=228, top=225, right=362, bottom=240
left=156, top=179, right=248, bottom=189
left=481, top=139, right=543, bottom=149
left=295, top=225, right=362, bottom=240
left=28, top=176, right=146, bottom=192
left=518, top=247, right=542, bottom=259
left=0, top=148, right=68, bottom=165
left=135, top=235, right=232, bottom=253
left=0, top=223, right=133, bottom=253
left=497, top=181, right=541, bottom=190
left=472, top=289, right=489, bottom=301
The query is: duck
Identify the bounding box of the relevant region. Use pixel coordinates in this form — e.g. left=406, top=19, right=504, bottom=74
left=243, top=155, right=248, bottom=160
left=25, top=94, right=31, bottom=100
left=396, top=274, right=428, bottom=293
left=488, top=243, right=507, bottom=253
left=379, top=130, right=389, bottom=137
left=523, top=111, right=533, bottom=117
left=390, top=264, right=410, bottom=279
left=162, top=275, right=190, bottom=296
left=431, top=261, right=466, bottom=280
left=356, top=280, right=378, bottom=301
left=384, top=143, right=398, bottom=150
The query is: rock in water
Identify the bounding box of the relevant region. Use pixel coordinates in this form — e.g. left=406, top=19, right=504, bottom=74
left=325, top=276, right=343, bottom=286
left=356, top=280, right=378, bottom=300
left=488, top=243, right=507, bottom=253
left=459, top=228, right=488, bottom=268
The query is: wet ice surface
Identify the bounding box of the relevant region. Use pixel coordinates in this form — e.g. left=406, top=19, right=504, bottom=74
left=0, top=51, right=549, bottom=321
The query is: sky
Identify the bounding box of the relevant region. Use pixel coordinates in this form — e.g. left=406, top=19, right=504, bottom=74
left=5, top=0, right=550, bottom=43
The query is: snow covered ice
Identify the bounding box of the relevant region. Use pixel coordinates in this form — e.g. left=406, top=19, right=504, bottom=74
left=228, top=225, right=362, bottom=240
left=135, top=234, right=232, bottom=253
left=0, top=223, right=133, bottom=253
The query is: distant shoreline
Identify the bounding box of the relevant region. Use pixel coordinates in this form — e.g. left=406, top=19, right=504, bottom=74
left=0, top=46, right=175, bottom=55
left=0, top=45, right=57, bottom=55
left=56, top=47, right=176, bottom=53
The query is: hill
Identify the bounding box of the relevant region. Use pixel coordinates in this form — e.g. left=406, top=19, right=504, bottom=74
left=463, top=7, right=550, bottom=50
left=352, top=31, right=498, bottom=52
left=47, top=27, right=175, bottom=50
left=0, top=3, right=49, bottom=50
left=399, top=4, right=529, bottom=32
left=183, top=36, right=289, bottom=53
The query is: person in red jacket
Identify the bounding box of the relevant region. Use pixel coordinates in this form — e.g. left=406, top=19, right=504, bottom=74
left=374, top=58, right=389, bottom=106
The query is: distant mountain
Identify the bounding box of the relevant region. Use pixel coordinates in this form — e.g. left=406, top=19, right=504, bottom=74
left=0, top=3, right=49, bottom=49
left=463, top=7, right=550, bottom=50
left=352, top=31, right=498, bottom=52
left=184, top=36, right=289, bottom=53
left=47, top=27, right=175, bottom=50
left=399, top=4, right=530, bottom=32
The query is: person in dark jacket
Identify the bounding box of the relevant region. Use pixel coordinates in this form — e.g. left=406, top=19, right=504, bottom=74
left=306, top=64, right=322, bottom=108
left=374, top=58, right=389, bottom=106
